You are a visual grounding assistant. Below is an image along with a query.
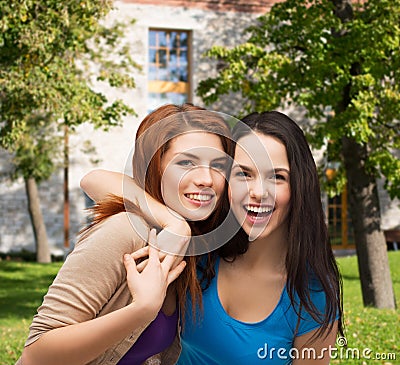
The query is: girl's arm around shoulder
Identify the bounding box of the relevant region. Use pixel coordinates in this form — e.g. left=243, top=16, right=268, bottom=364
left=80, top=169, right=124, bottom=202
left=22, top=230, right=187, bottom=365
left=21, top=212, right=153, bottom=365
left=81, top=169, right=191, bottom=240
left=22, top=300, right=157, bottom=365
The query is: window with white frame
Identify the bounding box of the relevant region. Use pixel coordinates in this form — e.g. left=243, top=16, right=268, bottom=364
left=148, top=29, right=191, bottom=110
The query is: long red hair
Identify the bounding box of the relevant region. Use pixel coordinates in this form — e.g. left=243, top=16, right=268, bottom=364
left=84, top=103, right=233, bottom=320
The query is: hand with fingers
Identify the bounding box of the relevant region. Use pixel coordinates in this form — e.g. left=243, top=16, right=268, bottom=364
left=129, top=230, right=190, bottom=273
left=123, top=229, right=188, bottom=318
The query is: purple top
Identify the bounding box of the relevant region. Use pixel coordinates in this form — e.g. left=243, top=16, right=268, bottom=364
left=117, top=309, right=178, bottom=365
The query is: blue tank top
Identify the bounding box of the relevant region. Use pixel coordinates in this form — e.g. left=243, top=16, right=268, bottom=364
left=118, top=309, right=178, bottom=365
left=177, top=258, right=330, bottom=365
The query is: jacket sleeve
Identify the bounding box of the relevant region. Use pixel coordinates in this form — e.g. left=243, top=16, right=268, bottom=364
left=25, top=212, right=149, bottom=347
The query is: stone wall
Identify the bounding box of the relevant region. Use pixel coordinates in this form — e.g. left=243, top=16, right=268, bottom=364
left=122, top=0, right=280, bottom=13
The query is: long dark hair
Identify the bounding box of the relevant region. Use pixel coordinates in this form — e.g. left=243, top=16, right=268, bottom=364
left=204, top=111, right=344, bottom=341
left=83, top=103, right=233, bottom=320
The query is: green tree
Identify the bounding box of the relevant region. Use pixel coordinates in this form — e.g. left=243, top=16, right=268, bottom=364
left=0, top=1, right=140, bottom=262
left=198, top=0, right=399, bottom=308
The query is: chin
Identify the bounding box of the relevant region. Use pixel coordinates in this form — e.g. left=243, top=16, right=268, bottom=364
left=187, top=213, right=212, bottom=222
left=246, top=226, right=271, bottom=241
left=179, top=209, right=212, bottom=222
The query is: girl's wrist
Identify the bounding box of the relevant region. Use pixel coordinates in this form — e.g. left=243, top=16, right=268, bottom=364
left=157, top=220, right=191, bottom=256
left=163, top=218, right=191, bottom=237
left=127, top=300, right=160, bottom=324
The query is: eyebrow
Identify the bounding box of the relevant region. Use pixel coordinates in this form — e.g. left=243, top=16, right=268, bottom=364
left=232, top=164, right=290, bottom=174
left=274, top=167, right=290, bottom=174
left=174, top=152, right=228, bottom=162
left=232, top=164, right=252, bottom=172
left=174, top=152, right=199, bottom=159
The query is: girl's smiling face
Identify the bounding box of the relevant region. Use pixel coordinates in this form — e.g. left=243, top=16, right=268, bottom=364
left=229, top=132, right=291, bottom=242
left=161, top=131, right=228, bottom=221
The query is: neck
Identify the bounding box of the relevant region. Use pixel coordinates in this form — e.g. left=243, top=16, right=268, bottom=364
left=225, top=220, right=288, bottom=273
left=225, top=233, right=287, bottom=278
left=246, top=236, right=287, bottom=267
left=220, top=230, right=287, bottom=280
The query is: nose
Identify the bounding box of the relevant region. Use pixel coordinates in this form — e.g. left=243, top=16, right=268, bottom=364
left=249, top=179, right=268, bottom=199
left=193, top=165, right=213, bottom=187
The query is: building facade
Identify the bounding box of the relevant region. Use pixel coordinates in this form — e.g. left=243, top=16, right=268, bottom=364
left=0, top=0, right=398, bottom=255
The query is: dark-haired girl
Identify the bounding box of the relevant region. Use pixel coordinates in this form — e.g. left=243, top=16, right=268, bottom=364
left=178, top=111, right=343, bottom=364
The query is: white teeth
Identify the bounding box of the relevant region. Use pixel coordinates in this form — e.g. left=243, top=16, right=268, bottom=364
left=187, top=194, right=212, bottom=201
left=245, top=205, right=272, bottom=214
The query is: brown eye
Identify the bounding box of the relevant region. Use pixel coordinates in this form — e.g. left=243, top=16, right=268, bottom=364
left=271, top=173, right=289, bottom=182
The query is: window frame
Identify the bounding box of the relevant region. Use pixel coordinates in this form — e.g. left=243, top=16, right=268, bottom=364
left=147, top=28, right=193, bottom=106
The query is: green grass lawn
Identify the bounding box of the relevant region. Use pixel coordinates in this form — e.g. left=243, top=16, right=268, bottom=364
left=333, top=251, right=400, bottom=365
left=0, top=261, right=62, bottom=365
left=1, top=252, right=399, bottom=365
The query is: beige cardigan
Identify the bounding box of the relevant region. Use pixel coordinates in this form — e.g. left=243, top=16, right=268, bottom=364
left=16, top=212, right=181, bottom=365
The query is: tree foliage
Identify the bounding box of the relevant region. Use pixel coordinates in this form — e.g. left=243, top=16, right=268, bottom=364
left=198, top=0, right=400, bottom=198
left=0, top=0, right=140, bottom=181
left=198, top=0, right=399, bottom=308
left=0, top=0, right=140, bottom=262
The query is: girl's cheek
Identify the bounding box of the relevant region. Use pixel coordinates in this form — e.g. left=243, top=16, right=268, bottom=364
left=229, top=181, right=249, bottom=203
left=216, top=173, right=227, bottom=192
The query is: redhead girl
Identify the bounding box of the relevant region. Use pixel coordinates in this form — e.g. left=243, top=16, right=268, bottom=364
left=81, top=111, right=343, bottom=364
left=18, top=103, right=233, bottom=365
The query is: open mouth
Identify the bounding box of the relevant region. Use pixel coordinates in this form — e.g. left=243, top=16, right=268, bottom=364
left=244, top=205, right=273, bottom=222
